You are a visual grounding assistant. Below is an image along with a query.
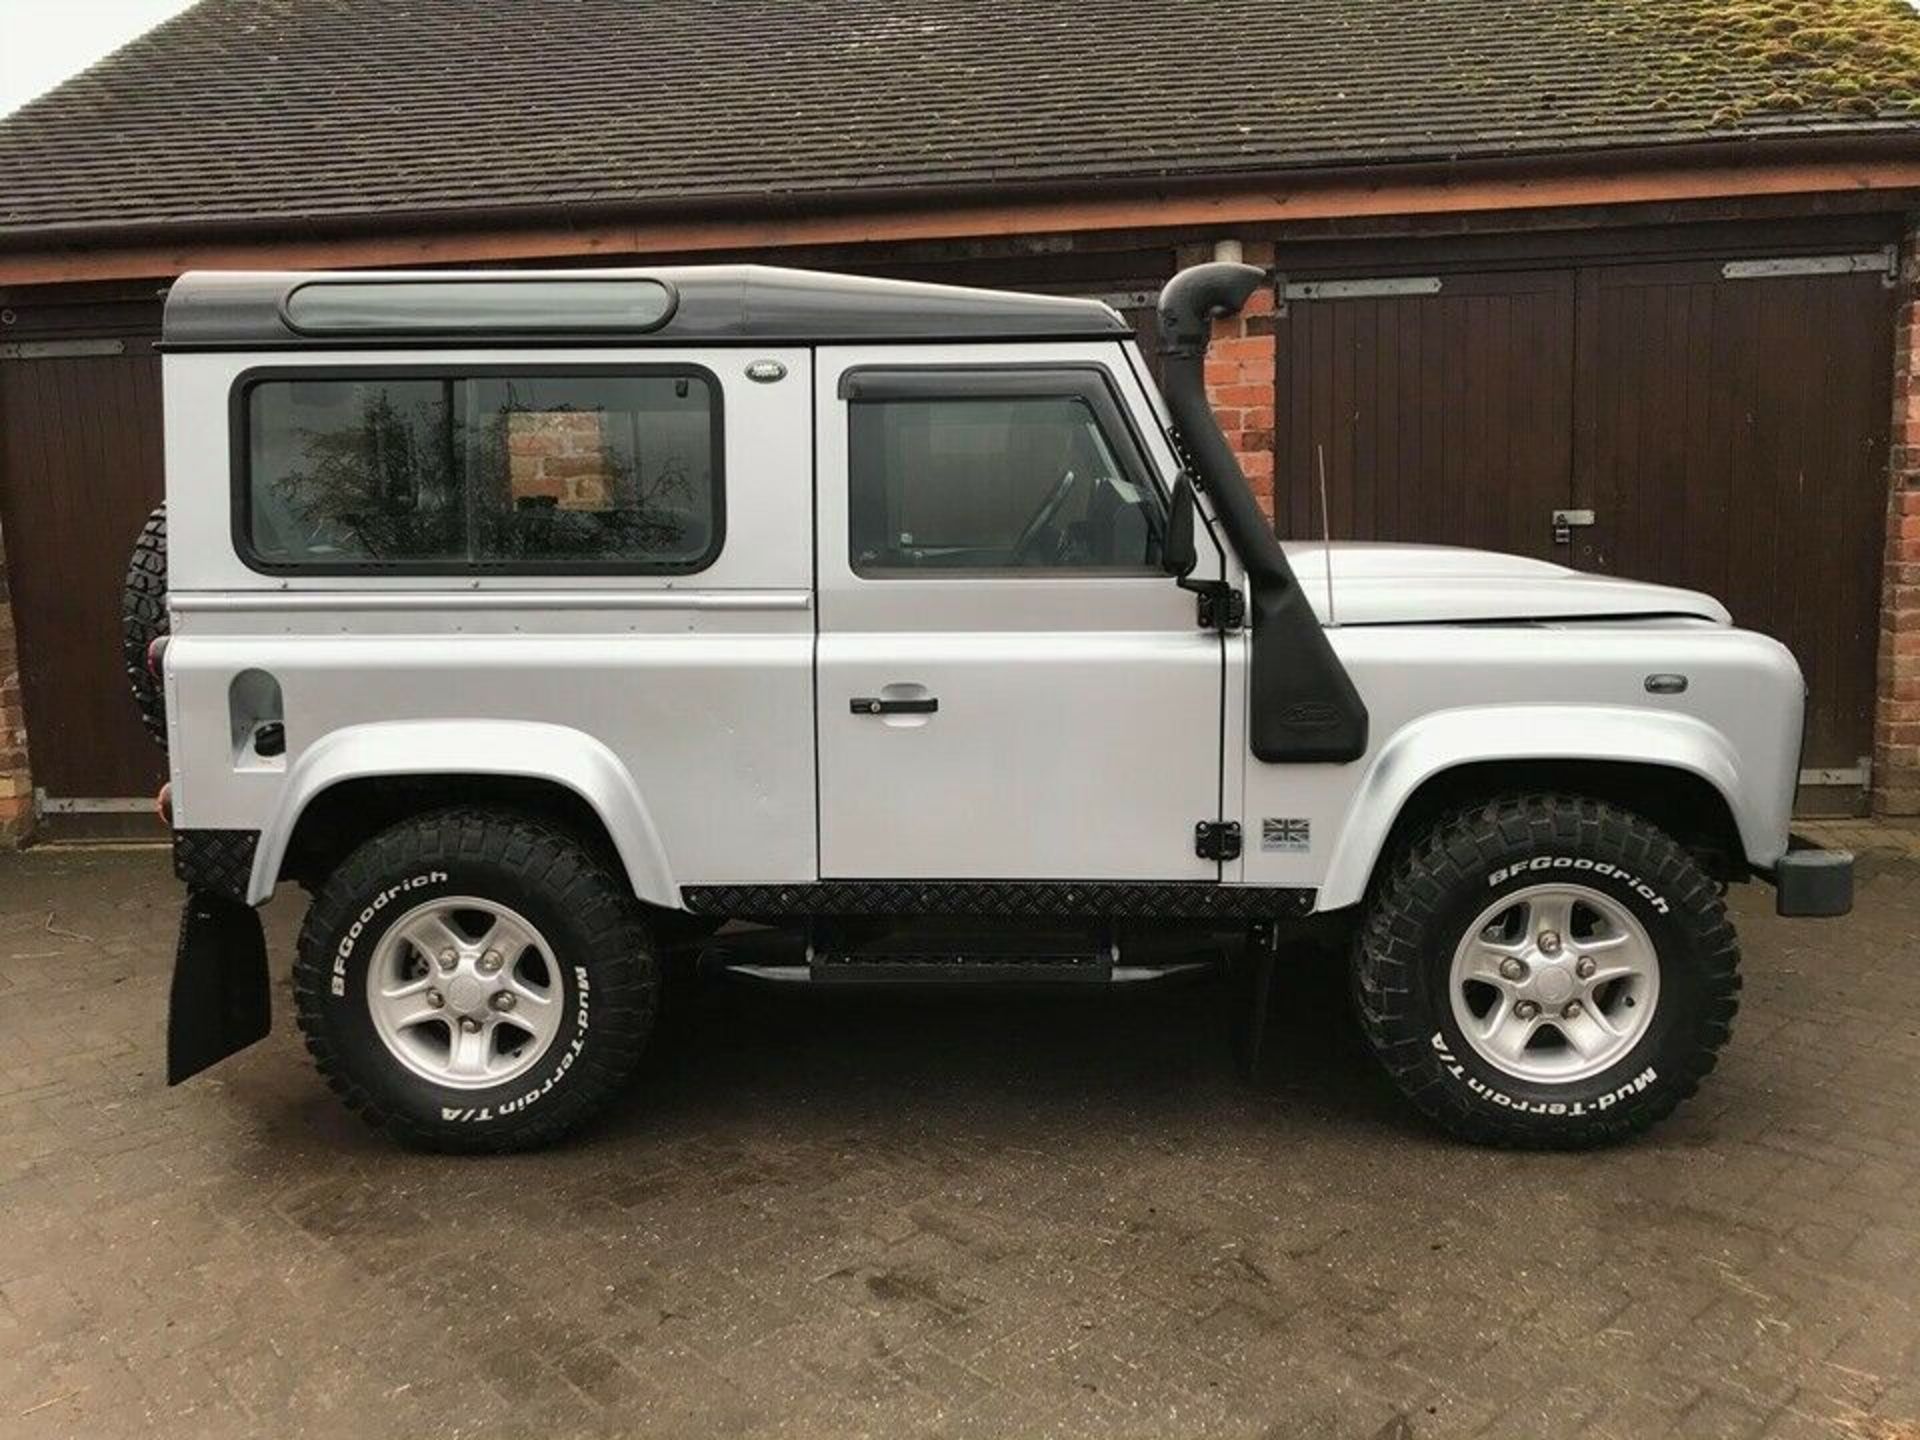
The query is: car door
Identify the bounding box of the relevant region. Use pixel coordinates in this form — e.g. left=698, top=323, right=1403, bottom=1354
left=814, top=345, right=1224, bottom=881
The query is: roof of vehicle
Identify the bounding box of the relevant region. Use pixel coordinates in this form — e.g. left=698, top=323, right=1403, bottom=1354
left=160, top=265, right=1134, bottom=350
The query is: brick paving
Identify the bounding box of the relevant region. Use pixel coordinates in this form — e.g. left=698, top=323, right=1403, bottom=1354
left=0, top=844, right=1917, bottom=1440
left=1796, top=819, right=1920, bottom=861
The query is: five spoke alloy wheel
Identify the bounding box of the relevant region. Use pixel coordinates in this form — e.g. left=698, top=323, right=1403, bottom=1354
left=366, top=896, right=565, bottom=1089
left=1448, top=882, right=1660, bottom=1084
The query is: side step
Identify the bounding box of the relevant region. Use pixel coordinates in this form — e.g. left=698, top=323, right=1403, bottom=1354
left=810, top=945, right=1113, bottom=985
left=707, top=925, right=1216, bottom=986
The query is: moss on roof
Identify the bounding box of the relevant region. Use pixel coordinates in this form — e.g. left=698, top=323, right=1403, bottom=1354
left=2, top=0, right=1918, bottom=244
left=1639, top=0, right=1920, bottom=122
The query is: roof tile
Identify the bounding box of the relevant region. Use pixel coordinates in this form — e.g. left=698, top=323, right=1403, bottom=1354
left=1, top=0, right=1917, bottom=242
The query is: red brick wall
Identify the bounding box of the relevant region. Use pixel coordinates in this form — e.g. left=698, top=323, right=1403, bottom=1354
left=1879, top=227, right=1920, bottom=816
left=1197, top=239, right=1280, bottom=522
left=507, top=410, right=617, bottom=509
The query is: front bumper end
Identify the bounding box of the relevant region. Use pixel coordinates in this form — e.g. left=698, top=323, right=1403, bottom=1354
left=1767, top=838, right=1855, bottom=918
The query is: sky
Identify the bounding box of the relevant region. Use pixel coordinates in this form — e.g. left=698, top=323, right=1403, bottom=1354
left=0, top=0, right=196, bottom=117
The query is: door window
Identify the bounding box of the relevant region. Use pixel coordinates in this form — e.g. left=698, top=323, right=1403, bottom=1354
left=846, top=372, right=1161, bottom=575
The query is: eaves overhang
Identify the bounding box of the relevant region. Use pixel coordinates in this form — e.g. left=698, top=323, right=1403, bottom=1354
left=4, top=132, right=1920, bottom=288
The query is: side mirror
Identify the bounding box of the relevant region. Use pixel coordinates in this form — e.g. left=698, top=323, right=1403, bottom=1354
left=1162, top=472, right=1198, bottom=579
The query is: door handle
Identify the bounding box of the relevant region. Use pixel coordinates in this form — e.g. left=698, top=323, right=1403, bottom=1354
left=1551, top=508, right=1595, bottom=545
left=851, top=696, right=938, bottom=715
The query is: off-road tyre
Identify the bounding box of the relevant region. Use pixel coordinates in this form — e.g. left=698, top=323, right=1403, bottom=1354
left=1353, top=795, right=1740, bottom=1148
left=121, top=504, right=169, bottom=747
left=292, top=809, right=657, bottom=1153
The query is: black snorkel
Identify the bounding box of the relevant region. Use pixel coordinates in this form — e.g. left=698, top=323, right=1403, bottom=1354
left=1157, top=263, right=1368, bottom=763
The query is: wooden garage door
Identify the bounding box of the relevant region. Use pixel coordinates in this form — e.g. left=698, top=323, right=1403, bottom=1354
left=0, top=336, right=167, bottom=802
left=1275, top=252, right=1896, bottom=812
left=1575, top=260, right=1894, bottom=794
left=1275, top=270, right=1576, bottom=559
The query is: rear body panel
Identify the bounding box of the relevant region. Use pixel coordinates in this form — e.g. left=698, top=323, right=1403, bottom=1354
left=163, top=346, right=819, bottom=897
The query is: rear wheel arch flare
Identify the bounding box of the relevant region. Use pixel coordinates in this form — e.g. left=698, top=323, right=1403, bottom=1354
left=281, top=773, right=632, bottom=900
left=251, top=719, right=678, bottom=909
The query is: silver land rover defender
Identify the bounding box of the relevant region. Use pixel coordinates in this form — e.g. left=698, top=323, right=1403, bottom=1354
left=133, top=262, right=1851, bottom=1152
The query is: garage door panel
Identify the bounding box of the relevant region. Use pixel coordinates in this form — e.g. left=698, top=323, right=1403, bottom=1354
left=1275, top=270, right=1576, bottom=560
left=1575, top=261, right=1893, bottom=781
left=0, top=342, right=167, bottom=801
left=1276, top=249, right=1893, bottom=812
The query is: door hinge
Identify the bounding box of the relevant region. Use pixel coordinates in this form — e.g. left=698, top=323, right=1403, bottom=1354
left=1282, top=276, right=1443, bottom=302
left=1194, top=583, right=1245, bottom=632
left=1721, top=248, right=1898, bottom=286
left=0, top=338, right=126, bottom=360
left=1195, top=820, right=1242, bottom=862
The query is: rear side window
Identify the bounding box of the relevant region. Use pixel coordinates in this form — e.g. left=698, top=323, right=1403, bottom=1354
left=237, top=368, right=722, bottom=572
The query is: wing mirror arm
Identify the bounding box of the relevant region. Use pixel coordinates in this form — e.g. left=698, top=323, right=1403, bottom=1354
left=1161, top=470, right=1199, bottom=580
left=1162, top=470, right=1243, bottom=631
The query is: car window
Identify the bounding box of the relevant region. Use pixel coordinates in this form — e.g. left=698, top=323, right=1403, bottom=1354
left=241, top=370, right=720, bottom=572
left=848, top=392, right=1161, bottom=575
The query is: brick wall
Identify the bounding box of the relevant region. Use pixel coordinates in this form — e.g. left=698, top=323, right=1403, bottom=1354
left=1878, top=222, right=1920, bottom=816
left=1196, top=239, right=1280, bottom=522
left=507, top=410, right=616, bottom=509
left=0, top=520, right=33, bottom=843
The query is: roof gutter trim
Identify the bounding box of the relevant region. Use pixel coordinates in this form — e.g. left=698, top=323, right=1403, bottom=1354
left=6, top=137, right=1920, bottom=287
left=5, top=130, right=1919, bottom=253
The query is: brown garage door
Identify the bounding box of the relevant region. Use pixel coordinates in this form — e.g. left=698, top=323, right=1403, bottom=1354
left=1276, top=269, right=1576, bottom=560
left=0, top=334, right=167, bottom=804
left=1275, top=248, right=1896, bottom=813
left=1575, top=259, right=1894, bottom=796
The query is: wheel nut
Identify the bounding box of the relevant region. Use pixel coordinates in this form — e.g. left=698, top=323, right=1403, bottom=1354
left=478, top=950, right=503, bottom=975
left=1498, top=957, right=1528, bottom=982
left=437, top=949, right=457, bottom=972
left=425, top=989, right=444, bottom=1009
left=490, top=991, right=516, bottom=1012
left=1562, top=1000, right=1584, bottom=1019
left=1515, top=1000, right=1540, bottom=1021
left=1537, top=931, right=1563, bottom=956
left=459, top=1016, right=482, bottom=1033
left=1575, top=957, right=1596, bottom=980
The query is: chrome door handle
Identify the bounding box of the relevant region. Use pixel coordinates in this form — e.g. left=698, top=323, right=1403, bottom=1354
left=851, top=697, right=938, bottom=715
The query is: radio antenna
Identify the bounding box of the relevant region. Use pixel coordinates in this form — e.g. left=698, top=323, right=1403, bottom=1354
left=1315, top=442, right=1336, bottom=625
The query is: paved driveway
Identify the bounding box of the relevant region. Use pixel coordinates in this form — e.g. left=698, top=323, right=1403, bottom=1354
left=0, top=844, right=1916, bottom=1439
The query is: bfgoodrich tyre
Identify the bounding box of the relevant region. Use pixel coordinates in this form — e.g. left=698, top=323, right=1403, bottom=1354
left=292, top=809, right=657, bottom=1152
left=1353, top=795, right=1740, bottom=1148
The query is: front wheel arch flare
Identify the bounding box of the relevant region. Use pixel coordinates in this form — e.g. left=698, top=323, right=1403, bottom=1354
left=1315, top=707, right=1754, bottom=912
left=1361, top=758, right=1748, bottom=902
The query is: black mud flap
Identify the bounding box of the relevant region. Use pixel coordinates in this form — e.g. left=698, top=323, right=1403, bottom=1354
left=167, top=889, right=271, bottom=1084
left=1229, top=929, right=1278, bottom=1081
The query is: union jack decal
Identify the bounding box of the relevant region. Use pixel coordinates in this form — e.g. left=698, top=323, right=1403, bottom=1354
left=1261, top=818, right=1311, bottom=853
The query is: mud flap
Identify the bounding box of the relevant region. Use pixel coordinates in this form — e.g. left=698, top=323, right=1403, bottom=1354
left=1229, top=928, right=1278, bottom=1081
left=167, top=889, right=271, bottom=1084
